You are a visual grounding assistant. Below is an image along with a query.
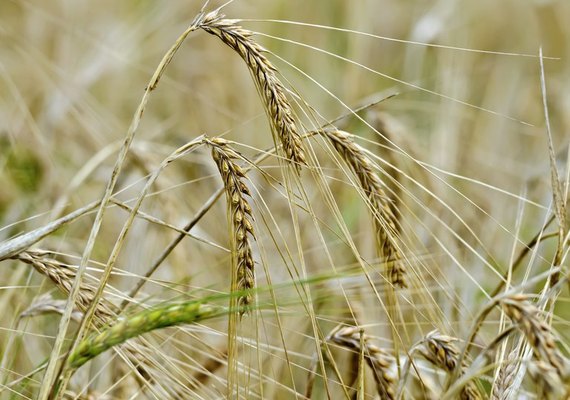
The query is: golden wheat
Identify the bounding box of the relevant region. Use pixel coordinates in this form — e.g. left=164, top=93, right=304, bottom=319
left=209, top=139, right=256, bottom=313
left=198, top=10, right=306, bottom=170
left=417, top=330, right=482, bottom=400
left=321, top=128, right=407, bottom=288
left=329, top=326, right=396, bottom=399
left=501, top=294, right=568, bottom=378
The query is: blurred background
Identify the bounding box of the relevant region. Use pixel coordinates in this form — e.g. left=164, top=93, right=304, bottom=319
left=0, top=0, right=569, bottom=398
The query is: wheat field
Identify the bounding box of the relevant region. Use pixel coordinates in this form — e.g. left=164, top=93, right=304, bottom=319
left=0, top=1, right=569, bottom=399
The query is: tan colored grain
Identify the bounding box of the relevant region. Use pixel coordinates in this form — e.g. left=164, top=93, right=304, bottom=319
left=330, top=326, right=396, bottom=400
left=417, top=330, right=482, bottom=400
left=11, top=250, right=116, bottom=324
left=210, top=139, right=256, bottom=313
left=501, top=294, right=568, bottom=378
left=198, top=11, right=306, bottom=170
left=322, top=129, right=407, bottom=288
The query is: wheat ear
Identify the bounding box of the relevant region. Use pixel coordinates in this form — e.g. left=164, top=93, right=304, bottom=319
left=198, top=11, right=306, bottom=170
left=491, top=352, right=517, bottom=400
left=322, top=129, right=406, bottom=288
left=330, top=326, right=396, bottom=400
left=501, top=294, right=569, bottom=378
left=68, top=301, right=221, bottom=370
left=209, top=139, right=256, bottom=314
left=417, top=330, right=482, bottom=400
left=11, top=250, right=116, bottom=324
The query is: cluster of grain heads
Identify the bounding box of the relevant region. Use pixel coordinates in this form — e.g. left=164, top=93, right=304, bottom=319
left=209, top=139, right=256, bottom=314
left=321, top=129, right=407, bottom=288
left=68, top=301, right=221, bottom=371
left=198, top=10, right=306, bottom=170
left=416, top=330, right=482, bottom=399
left=329, top=326, right=396, bottom=400
left=500, top=294, right=569, bottom=382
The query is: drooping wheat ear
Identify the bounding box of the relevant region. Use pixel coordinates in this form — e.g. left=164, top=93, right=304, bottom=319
left=11, top=250, right=116, bottom=324
left=68, top=301, right=221, bottom=370
left=501, top=294, right=569, bottom=378
left=417, top=330, right=482, bottom=400
left=330, top=326, right=396, bottom=400
left=198, top=11, right=306, bottom=170
left=210, top=139, right=256, bottom=314
left=322, top=129, right=406, bottom=288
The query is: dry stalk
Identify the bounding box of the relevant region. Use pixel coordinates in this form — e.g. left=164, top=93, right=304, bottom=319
left=418, top=330, right=482, bottom=400
left=500, top=294, right=569, bottom=379
left=322, top=129, right=406, bottom=288
left=329, top=326, right=396, bottom=400
left=198, top=10, right=306, bottom=170
left=209, top=139, right=256, bottom=314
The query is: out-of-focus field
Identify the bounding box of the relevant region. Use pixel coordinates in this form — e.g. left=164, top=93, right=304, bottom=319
left=0, top=1, right=569, bottom=399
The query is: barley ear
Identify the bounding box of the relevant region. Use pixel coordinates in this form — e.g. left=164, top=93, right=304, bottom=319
left=199, top=11, right=306, bottom=170
left=210, top=139, right=256, bottom=315
left=322, top=129, right=407, bottom=288
left=330, top=326, right=396, bottom=400
left=417, top=330, right=482, bottom=400
left=11, top=250, right=116, bottom=325
left=501, top=294, right=569, bottom=378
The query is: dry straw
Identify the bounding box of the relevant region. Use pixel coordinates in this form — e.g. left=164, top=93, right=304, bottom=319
left=321, top=129, right=407, bottom=288
left=209, top=139, right=256, bottom=313
left=198, top=11, right=306, bottom=170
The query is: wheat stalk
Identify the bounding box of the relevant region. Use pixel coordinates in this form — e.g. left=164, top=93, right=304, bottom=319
left=321, top=129, right=407, bottom=288
left=198, top=10, right=306, bottom=170
left=329, top=326, right=396, bottom=400
left=209, top=139, right=256, bottom=314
